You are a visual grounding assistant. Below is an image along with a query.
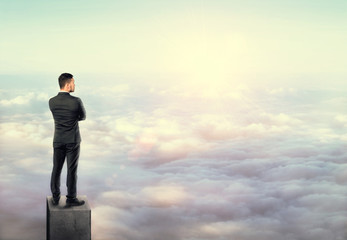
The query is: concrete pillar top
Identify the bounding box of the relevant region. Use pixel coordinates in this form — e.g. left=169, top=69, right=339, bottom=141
left=47, top=195, right=91, bottom=211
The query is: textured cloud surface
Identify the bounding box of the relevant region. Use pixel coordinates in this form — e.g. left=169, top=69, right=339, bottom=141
left=1, top=77, right=347, bottom=240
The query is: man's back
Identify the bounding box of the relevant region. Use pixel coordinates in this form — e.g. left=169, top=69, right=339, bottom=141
left=49, top=92, right=86, bottom=143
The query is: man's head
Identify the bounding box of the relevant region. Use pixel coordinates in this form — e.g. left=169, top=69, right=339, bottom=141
left=58, top=73, right=75, bottom=92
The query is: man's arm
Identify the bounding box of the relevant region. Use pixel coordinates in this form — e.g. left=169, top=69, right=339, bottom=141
left=78, top=98, right=86, bottom=121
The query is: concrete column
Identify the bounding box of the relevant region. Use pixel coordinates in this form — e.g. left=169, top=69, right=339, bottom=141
left=46, top=195, right=91, bottom=240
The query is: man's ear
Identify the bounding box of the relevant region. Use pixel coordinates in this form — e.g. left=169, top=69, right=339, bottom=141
left=67, top=81, right=72, bottom=91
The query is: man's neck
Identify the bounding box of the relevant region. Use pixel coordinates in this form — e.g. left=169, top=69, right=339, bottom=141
left=60, top=90, right=70, bottom=93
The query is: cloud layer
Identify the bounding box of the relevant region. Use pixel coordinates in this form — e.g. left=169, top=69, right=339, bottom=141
left=1, top=79, right=347, bottom=240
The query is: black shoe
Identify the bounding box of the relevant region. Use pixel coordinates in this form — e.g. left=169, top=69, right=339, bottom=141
left=66, top=198, right=85, bottom=207
left=52, top=197, right=60, bottom=206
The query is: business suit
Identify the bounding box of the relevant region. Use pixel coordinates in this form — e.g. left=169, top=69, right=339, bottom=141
left=49, top=92, right=86, bottom=200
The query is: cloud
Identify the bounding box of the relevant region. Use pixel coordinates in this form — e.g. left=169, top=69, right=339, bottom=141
left=334, top=114, right=347, bottom=128
left=140, top=185, right=189, bottom=207
left=1, top=81, right=347, bottom=240
left=0, top=92, right=35, bottom=106
left=266, top=87, right=298, bottom=95
left=99, top=184, right=189, bottom=209
left=0, top=92, right=49, bottom=106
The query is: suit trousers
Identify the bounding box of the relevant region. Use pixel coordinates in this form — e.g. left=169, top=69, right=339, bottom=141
left=51, top=142, right=80, bottom=199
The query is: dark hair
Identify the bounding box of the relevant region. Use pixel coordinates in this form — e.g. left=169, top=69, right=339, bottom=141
left=58, top=73, right=73, bottom=89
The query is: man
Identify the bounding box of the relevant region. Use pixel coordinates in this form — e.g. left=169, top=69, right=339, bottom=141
left=49, top=73, right=86, bottom=206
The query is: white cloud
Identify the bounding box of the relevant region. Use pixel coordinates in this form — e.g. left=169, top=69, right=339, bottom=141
left=0, top=92, right=35, bottom=106
left=141, top=185, right=189, bottom=207
left=0, top=92, right=50, bottom=106
left=1, top=82, right=347, bottom=240
left=14, top=157, right=51, bottom=175
left=0, top=120, right=52, bottom=143
left=334, top=114, right=347, bottom=128
left=266, top=87, right=297, bottom=95
left=196, top=221, right=246, bottom=239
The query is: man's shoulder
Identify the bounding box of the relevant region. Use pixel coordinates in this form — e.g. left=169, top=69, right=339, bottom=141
left=69, top=95, right=83, bottom=104
left=70, top=95, right=81, bottom=100
left=49, top=95, right=58, bottom=104
left=50, top=93, right=81, bottom=100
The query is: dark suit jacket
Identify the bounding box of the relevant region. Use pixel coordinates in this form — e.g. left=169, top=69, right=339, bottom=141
left=49, top=92, right=86, bottom=144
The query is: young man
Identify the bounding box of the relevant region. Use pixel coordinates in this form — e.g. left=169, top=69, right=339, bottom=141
left=49, top=73, right=86, bottom=206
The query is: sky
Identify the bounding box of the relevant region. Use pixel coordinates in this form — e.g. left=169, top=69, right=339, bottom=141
left=1, top=0, right=347, bottom=239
